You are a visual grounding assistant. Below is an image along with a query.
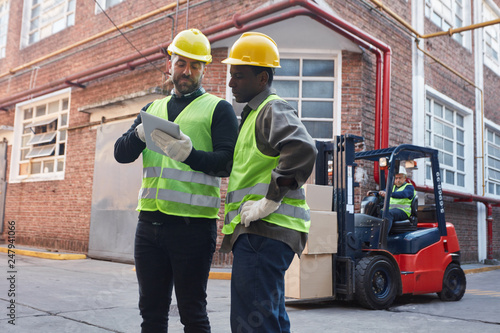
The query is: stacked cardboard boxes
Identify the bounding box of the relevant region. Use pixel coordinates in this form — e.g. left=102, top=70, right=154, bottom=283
left=285, top=184, right=338, bottom=299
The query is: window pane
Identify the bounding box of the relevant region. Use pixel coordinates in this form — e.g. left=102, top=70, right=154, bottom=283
left=457, top=143, right=464, bottom=157
left=273, top=81, right=299, bottom=98
left=48, top=101, right=59, bottom=114
left=456, top=113, right=464, bottom=127
left=434, top=135, right=443, bottom=149
left=445, top=108, right=453, bottom=122
left=457, top=173, right=465, bottom=186
left=303, top=81, right=333, bottom=98
left=22, top=108, right=32, bottom=121
left=457, top=157, right=464, bottom=171
left=276, top=59, right=299, bottom=76
left=61, top=113, right=68, bottom=127
left=62, top=98, right=69, bottom=110
left=444, top=139, right=453, bottom=152
left=303, top=60, right=334, bottom=77
left=36, top=105, right=46, bottom=117
left=431, top=11, right=442, bottom=26
left=443, top=124, right=453, bottom=139
left=302, top=101, right=333, bottom=118
left=446, top=170, right=454, bottom=184
left=444, top=152, right=453, bottom=166
left=456, top=129, right=464, bottom=142
left=31, top=161, right=42, bottom=174
left=434, top=120, right=443, bottom=135
left=302, top=121, right=332, bottom=139
left=57, top=159, right=64, bottom=172
left=43, top=160, right=54, bottom=173
left=434, top=103, right=443, bottom=117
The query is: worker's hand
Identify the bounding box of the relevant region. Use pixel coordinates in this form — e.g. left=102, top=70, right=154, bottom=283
left=151, top=129, right=192, bottom=162
left=239, top=198, right=281, bottom=227
left=135, top=124, right=146, bottom=142
left=378, top=190, right=386, bottom=197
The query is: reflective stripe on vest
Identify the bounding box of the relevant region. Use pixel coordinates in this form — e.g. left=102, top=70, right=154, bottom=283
left=137, top=93, right=222, bottom=219
left=222, top=94, right=310, bottom=234
left=224, top=183, right=310, bottom=225
left=389, top=183, right=415, bottom=217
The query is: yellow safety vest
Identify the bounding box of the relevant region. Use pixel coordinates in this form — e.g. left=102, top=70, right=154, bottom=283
left=223, top=95, right=310, bottom=234
left=137, top=93, right=222, bottom=219
left=389, top=183, right=416, bottom=217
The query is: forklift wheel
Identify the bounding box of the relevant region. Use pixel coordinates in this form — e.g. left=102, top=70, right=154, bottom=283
left=355, top=255, right=398, bottom=310
left=437, top=263, right=466, bottom=301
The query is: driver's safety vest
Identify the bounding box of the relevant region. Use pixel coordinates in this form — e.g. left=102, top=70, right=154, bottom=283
left=137, top=93, right=222, bottom=219
left=223, top=95, right=310, bottom=235
left=389, top=183, right=416, bottom=217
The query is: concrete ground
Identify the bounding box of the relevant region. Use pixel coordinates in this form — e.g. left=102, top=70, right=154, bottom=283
left=1, top=246, right=499, bottom=333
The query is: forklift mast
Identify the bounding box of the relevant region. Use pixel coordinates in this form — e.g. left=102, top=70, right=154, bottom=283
left=315, top=134, right=363, bottom=300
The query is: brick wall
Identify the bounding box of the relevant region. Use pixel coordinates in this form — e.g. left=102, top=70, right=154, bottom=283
left=0, top=0, right=498, bottom=263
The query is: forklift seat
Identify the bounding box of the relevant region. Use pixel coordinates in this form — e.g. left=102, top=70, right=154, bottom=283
left=387, top=227, right=441, bottom=254
left=390, top=195, right=418, bottom=234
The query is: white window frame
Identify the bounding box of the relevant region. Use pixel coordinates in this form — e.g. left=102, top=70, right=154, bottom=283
left=10, top=88, right=70, bottom=183
left=0, top=0, right=10, bottom=58
left=425, top=0, right=471, bottom=48
left=226, top=50, right=341, bottom=141
left=20, top=0, right=76, bottom=48
left=423, top=86, right=473, bottom=192
left=95, top=0, right=124, bottom=13
left=485, top=119, right=500, bottom=198
left=483, top=0, right=500, bottom=74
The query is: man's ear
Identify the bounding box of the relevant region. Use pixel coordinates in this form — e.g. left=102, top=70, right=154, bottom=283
left=259, top=71, right=269, bottom=87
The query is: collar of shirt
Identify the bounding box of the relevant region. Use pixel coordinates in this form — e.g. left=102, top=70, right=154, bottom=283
left=171, top=86, right=206, bottom=100
left=247, top=87, right=276, bottom=111
left=240, top=87, right=277, bottom=124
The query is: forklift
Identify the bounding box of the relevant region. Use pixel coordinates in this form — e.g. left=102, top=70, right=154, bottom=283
left=314, top=134, right=466, bottom=309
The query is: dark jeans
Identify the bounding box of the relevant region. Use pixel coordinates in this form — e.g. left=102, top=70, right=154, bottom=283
left=230, top=233, right=295, bottom=333
left=134, top=218, right=217, bottom=333
left=386, top=208, right=410, bottom=232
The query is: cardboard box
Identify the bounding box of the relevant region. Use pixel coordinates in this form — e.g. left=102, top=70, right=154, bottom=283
left=285, top=254, right=333, bottom=299
left=303, top=211, right=338, bottom=254
left=304, top=184, right=333, bottom=211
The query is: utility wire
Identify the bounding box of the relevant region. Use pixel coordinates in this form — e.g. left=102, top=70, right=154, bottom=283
left=93, top=0, right=167, bottom=77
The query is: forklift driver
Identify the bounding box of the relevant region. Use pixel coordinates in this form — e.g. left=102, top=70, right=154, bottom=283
left=377, top=166, right=416, bottom=233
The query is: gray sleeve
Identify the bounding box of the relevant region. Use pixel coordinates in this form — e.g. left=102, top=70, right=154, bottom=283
left=255, top=99, right=318, bottom=202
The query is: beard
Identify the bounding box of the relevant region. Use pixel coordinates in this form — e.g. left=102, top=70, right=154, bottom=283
left=173, top=74, right=201, bottom=95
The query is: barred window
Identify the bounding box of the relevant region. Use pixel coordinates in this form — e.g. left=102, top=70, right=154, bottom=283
left=11, top=89, right=70, bottom=182
left=483, top=1, right=500, bottom=73
left=22, top=0, right=76, bottom=46
left=486, top=128, right=500, bottom=196
left=425, top=97, right=467, bottom=188
left=425, top=0, right=467, bottom=46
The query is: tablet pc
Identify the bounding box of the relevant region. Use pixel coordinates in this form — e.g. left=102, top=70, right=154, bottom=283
left=140, top=111, right=181, bottom=155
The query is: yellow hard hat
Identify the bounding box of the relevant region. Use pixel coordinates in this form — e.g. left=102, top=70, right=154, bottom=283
left=167, top=28, right=212, bottom=64
left=222, top=32, right=280, bottom=68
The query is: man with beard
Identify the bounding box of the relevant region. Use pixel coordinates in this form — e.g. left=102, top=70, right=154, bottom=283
left=114, top=29, right=238, bottom=333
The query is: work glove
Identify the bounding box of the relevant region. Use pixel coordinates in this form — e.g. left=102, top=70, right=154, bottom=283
left=240, top=198, right=281, bottom=227
left=151, top=128, right=192, bottom=162
left=135, top=123, right=146, bottom=142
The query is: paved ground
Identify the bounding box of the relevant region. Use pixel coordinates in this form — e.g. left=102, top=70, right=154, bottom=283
left=0, top=246, right=499, bottom=333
